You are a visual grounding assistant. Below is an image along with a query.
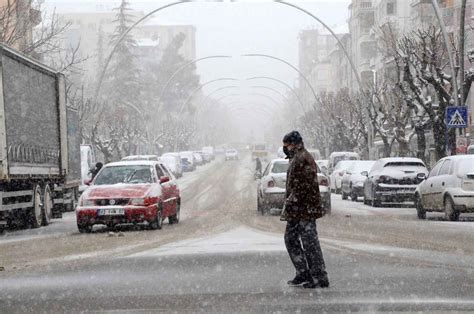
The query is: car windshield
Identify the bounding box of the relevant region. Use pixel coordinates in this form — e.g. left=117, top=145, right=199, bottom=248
left=94, top=165, right=153, bottom=185
left=271, top=162, right=288, bottom=173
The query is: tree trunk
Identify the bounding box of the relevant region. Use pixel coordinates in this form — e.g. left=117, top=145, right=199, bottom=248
left=415, top=126, right=427, bottom=163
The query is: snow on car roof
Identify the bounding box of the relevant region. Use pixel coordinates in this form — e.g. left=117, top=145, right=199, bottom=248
left=379, top=157, right=425, bottom=164
left=105, top=160, right=159, bottom=167
left=270, top=158, right=288, bottom=163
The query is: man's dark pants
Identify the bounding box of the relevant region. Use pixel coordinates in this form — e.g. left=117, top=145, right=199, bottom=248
left=284, top=219, right=328, bottom=280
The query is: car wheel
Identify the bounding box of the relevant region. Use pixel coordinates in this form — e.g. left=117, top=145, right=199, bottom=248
left=415, top=194, right=426, bottom=220
left=78, top=224, right=93, bottom=233
left=169, top=202, right=180, bottom=224
left=150, top=206, right=163, bottom=230
left=444, top=196, right=459, bottom=221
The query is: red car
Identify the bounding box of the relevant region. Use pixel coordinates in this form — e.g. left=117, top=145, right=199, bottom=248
left=76, top=161, right=181, bottom=233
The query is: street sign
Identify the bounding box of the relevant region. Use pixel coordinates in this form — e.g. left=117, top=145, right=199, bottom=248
left=446, top=106, right=468, bottom=129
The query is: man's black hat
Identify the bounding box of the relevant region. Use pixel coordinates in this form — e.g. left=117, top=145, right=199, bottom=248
left=283, top=130, right=303, bottom=145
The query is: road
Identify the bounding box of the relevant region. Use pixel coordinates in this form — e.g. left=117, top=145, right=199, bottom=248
left=1, top=155, right=474, bottom=312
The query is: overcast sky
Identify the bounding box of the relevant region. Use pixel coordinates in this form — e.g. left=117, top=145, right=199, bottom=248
left=44, top=0, right=350, bottom=140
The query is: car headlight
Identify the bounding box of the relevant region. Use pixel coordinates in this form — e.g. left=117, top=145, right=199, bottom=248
left=130, top=198, right=145, bottom=206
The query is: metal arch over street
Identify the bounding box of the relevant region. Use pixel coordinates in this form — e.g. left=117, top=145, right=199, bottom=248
left=247, top=93, right=284, bottom=109
left=179, top=77, right=239, bottom=114
left=94, top=0, right=362, bottom=106
left=274, top=0, right=362, bottom=87
left=246, top=76, right=305, bottom=112
left=242, top=53, right=318, bottom=104
left=250, top=86, right=286, bottom=100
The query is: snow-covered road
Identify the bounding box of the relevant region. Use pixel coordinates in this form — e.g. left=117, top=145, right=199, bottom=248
left=1, top=154, right=474, bottom=312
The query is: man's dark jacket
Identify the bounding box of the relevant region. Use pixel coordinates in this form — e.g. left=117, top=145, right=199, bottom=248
left=285, top=146, right=323, bottom=220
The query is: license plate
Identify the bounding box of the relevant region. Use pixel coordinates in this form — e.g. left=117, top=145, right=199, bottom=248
left=99, top=208, right=124, bottom=216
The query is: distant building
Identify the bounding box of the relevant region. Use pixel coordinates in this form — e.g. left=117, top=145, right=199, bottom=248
left=56, top=9, right=196, bottom=87
left=0, top=0, right=41, bottom=51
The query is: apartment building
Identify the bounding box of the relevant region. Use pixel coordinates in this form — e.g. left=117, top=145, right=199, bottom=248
left=0, top=0, right=41, bottom=51
left=57, top=9, right=196, bottom=86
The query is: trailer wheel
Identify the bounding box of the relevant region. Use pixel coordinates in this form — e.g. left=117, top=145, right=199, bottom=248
left=29, top=185, right=43, bottom=228
left=42, top=185, right=53, bottom=226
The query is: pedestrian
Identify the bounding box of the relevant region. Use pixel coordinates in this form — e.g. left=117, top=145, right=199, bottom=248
left=281, top=130, right=329, bottom=289
left=255, top=157, right=262, bottom=174
left=90, top=162, right=103, bottom=180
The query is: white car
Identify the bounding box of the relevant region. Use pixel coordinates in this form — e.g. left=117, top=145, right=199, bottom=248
left=363, top=157, right=428, bottom=206
left=179, top=151, right=196, bottom=171
left=159, top=155, right=183, bottom=178
left=202, top=146, right=215, bottom=160
left=330, top=160, right=356, bottom=194
left=415, top=155, right=474, bottom=221
left=257, top=159, right=331, bottom=215
left=316, top=160, right=329, bottom=175
left=341, top=160, right=376, bottom=201
left=225, top=149, right=239, bottom=161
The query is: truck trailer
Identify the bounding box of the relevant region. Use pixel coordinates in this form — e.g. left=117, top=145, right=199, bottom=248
left=0, top=44, right=80, bottom=233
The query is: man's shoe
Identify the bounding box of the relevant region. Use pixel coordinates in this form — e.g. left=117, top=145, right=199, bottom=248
left=302, top=279, right=317, bottom=289
left=287, top=272, right=311, bottom=286
left=303, top=277, right=330, bottom=289
left=317, top=277, right=330, bottom=288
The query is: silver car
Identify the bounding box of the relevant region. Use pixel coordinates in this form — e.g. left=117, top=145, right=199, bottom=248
left=257, top=159, right=331, bottom=215
left=341, top=160, right=376, bottom=201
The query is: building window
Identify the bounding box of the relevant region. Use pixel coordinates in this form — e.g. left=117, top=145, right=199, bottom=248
left=386, top=2, right=396, bottom=15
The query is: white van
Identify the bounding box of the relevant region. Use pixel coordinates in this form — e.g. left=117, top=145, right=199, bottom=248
left=328, top=152, right=360, bottom=174
left=80, top=144, right=96, bottom=193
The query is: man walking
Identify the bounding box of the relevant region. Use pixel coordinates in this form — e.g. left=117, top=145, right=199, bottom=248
left=282, top=131, right=329, bottom=289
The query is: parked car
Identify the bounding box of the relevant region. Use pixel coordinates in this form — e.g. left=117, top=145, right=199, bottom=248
left=76, top=160, right=181, bottom=233
left=225, top=148, right=239, bottom=161
left=341, top=160, right=376, bottom=201
left=202, top=146, right=215, bottom=160
left=195, top=151, right=211, bottom=163
left=256, top=159, right=331, bottom=215
left=316, top=160, right=329, bottom=175
left=363, top=157, right=428, bottom=207
left=330, top=160, right=357, bottom=194
left=307, top=149, right=321, bottom=161
left=468, top=145, right=474, bottom=155
left=415, top=155, right=474, bottom=221
left=160, top=155, right=183, bottom=178
left=162, top=152, right=187, bottom=174
left=121, top=155, right=159, bottom=161
left=328, top=151, right=360, bottom=174
left=193, top=152, right=204, bottom=166
left=180, top=151, right=196, bottom=171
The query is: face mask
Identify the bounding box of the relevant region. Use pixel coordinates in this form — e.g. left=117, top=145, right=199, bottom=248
left=283, top=146, right=295, bottom=159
